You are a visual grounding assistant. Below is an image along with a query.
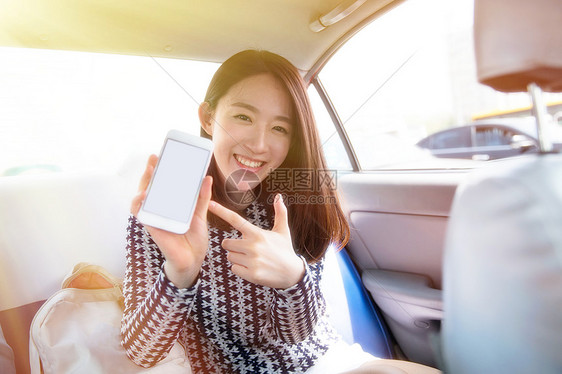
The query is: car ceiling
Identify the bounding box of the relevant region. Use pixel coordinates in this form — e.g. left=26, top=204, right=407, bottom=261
left=0, top=0, right=400, bottom=77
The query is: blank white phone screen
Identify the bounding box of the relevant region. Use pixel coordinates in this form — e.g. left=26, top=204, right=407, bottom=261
left=143, top=139, right=210, bottom=222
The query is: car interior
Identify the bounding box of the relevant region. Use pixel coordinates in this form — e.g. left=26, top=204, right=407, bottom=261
left=0, top=0, right=561, bottom=373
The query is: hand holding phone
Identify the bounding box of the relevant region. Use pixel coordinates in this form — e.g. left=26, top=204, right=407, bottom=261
left=137, top=130, right=214, bottom=234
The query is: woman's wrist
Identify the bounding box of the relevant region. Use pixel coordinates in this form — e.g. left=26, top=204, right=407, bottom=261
left=283, top=255, right=306, bottom=289
left=163, top=261, right=199, bottom=289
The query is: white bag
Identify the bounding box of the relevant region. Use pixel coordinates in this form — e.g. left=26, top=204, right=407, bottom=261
left=29, top=263, right=191, bottom=374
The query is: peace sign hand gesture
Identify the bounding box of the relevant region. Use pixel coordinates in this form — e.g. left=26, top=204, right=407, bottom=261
left=208, top=194, right=305, bottom=289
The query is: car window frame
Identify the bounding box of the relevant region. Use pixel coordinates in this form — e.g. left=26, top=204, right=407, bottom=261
left=310, top=78, right=361, bottom=171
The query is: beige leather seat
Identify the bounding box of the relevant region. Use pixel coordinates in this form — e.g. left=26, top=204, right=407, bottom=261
left=442, top=0, right=562, bottom=373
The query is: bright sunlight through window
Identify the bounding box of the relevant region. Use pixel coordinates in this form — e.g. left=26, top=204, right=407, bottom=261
left=0, top=47, right=218, bottom=176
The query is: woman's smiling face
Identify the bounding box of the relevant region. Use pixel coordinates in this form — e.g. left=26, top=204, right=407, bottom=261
left=201, top=73, right=294, bottom=188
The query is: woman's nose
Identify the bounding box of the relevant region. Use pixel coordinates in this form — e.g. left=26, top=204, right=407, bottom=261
left=244, top=126, right=268, bottom=154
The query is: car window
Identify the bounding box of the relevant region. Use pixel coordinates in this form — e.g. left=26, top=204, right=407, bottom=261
left=0, top=46, right=218, bottom=176
left=316, top=0, right=562, bottom=169
left=307, top=87, right=353, bottom=170
left=474, top=126, right=515, bottom=146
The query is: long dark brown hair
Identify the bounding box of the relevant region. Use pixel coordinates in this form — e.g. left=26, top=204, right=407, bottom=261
left=201, top=49, right=349, bottom=263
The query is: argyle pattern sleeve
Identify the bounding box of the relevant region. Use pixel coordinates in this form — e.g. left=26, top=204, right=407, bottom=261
left=260, top=259, right=325, bottom=345
left=120, top=216, right=198, bottom=367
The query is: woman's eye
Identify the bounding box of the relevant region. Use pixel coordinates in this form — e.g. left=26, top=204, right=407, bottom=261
left=273, top=125, right=289, bottom=134
left=235, top=114, right=251, bottom=122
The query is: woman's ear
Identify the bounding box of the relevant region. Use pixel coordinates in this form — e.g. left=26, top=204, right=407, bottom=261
left=199, top=102, right=214, bottom=137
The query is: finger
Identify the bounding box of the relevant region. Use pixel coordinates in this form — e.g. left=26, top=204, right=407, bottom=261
left=222, top=238, right=251, bottom=253
left=130, top=190, right=146, bottom=215
left=272, top=194, right=290, bottom=235
left=226, top=251, right=247, bottom=266
left=137, top=154, right=158, bottom=192
left=192, top=176, right=213, bottom=222
left=208, top=200, right=256, bottom=235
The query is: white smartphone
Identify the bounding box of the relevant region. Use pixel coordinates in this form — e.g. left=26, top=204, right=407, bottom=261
left=137, top=129, right=214, bottom=234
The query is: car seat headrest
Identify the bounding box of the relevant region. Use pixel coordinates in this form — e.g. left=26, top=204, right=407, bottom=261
left=474, top=0, right=562, bottom=92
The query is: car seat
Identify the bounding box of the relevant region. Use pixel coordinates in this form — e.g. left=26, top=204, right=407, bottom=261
left=441, top=0, right=562, bottom=373
left=0, top=160, right=395, bottom=373
left=323, top=246, right=394, bottom=359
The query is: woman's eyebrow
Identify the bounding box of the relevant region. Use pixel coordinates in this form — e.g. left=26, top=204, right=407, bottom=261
left=231, top=102, right=293, bottom=125
left=231, top=102, right=257, bottom=112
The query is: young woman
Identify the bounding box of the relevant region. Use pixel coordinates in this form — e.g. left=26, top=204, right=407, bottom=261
left=121, top=50, right=439, bottom=374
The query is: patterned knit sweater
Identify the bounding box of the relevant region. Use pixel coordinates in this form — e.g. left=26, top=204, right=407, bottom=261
left=121, top=201, right=340, bottom=373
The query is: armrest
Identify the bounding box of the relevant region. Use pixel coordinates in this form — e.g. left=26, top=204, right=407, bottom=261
left=363, top=269, right=442, bottom=320
left=362, top=269, right=443, bottom=366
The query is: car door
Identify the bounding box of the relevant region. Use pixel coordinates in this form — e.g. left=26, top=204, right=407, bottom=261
left=308, top=82, right=466, bottom=367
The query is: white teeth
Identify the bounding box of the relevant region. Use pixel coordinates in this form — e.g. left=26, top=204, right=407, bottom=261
left=235, top=155, right=264, bottom=168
